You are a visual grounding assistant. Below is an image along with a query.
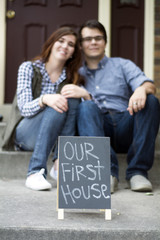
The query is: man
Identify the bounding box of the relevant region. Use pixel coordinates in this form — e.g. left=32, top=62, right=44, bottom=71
left=60, top=19, right=160, bottom=193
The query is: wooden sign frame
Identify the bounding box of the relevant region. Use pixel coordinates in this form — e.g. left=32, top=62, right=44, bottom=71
left=57, top=136, right=111, bottom=220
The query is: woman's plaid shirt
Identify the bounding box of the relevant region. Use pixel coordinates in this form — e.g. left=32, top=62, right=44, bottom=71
left=17, top=60, right=66, bottom=117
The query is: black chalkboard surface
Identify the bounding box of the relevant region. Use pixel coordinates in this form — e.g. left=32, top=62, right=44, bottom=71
left=58, top=136, right=111, bottom=210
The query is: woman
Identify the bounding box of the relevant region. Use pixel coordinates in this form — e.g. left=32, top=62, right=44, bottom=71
left=15, top=27, right=85, bottom=191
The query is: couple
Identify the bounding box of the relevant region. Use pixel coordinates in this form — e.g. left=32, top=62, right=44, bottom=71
left=15, top=20, right=160, bottom=193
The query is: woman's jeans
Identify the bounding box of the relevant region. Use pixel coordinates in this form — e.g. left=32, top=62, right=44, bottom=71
left=15, top=98, right=80, bottom=176
left=77, top=95, right=160, bottom=181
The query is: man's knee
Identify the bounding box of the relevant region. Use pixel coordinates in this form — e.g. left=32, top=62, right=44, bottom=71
left=138, top=94, right=160, bottom=128
left=146, top=94, right=160, bottom=112
left=78, top=100, right=99, bottom=115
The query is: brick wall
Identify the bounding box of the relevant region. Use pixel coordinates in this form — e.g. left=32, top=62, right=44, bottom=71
left=155, top=0, right=160, bottom=99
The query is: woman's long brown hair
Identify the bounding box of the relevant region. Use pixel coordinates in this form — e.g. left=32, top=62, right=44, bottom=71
left=34, top=27, right=84, bottom=85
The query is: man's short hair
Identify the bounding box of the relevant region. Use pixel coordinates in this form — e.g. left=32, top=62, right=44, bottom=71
left=79, top=19, right=107, bottom=43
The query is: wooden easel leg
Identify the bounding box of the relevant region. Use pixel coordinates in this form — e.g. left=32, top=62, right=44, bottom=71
left=105, top=209, right=111, bottom=220
left=58, top=209, right=64, bottom=220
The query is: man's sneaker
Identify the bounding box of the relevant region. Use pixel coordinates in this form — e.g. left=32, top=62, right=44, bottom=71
left=50, top=166, right=58, bottom=181
left=130, top=175, right=152, bottom=192
left=25, top=168, right=52, bottom=191
left=111, top=175, right=118, bottom=194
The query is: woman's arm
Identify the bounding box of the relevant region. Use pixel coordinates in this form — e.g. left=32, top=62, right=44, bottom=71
left=17, top=61, right=42, bottom=117
left=61, top=84, right=91, bottom=100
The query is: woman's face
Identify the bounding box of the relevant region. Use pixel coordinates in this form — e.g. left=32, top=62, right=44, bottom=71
left=50, top=34, right=76, bottom=62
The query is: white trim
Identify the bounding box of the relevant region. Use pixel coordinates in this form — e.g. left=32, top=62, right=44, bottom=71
left=98, top=0, right=154, bottom=79
left=0, top=0, right=6, bottom=104
left=144, top=0, right=154, bottom=79
left=98, top=0, right=111, bottom=57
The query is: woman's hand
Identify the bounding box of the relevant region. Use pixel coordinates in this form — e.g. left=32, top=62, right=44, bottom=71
left=42, top=94, right=68, bottom=113
left=61, top=84, right=91, bottom=100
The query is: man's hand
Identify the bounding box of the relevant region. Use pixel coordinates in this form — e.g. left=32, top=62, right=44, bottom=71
left=127, top=86, right=147, bottom=115
left=127, top=82, right=156, bottom=115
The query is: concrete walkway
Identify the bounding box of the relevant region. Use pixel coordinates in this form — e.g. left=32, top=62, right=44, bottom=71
left=0, top=178, right=160, bottom=240
left=1, top=104, right=160, bottom=239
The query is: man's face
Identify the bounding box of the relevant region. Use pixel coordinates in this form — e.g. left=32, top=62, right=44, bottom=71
left=80, top=27, right=106, bottom=60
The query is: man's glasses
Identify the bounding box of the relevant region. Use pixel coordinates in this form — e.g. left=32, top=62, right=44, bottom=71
left=81, top=35, right=104, bottom=42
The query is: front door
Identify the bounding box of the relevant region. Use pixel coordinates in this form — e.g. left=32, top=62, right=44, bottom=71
left=5, top=0, right=98, bottom=103
left=111, top=0, right=144, bottom=70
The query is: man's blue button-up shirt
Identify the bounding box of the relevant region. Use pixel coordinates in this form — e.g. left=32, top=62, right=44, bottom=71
left=79, top=56, right=153, bottom=112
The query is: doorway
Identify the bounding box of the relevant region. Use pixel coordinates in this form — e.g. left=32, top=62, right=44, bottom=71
left=111, top=0, right=144, bottom=70
left=5, top=0, right=98, bottom=103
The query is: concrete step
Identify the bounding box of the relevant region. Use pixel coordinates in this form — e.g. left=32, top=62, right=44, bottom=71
left=0, top=179, right=160, bottom=240
left=0, top=103, right=160, bottom=181
left=0, top=152, right=160, bottom=240
left=0, top=104, right=10, bottom=143
left=0, top=104, right=11, bottom=122
left=0, top=104, right=160, bottom=240
left=0, top=150, right=160, bottom=182
left=0, top=122, right=6, bottom=143
left=0, top=150, right=53, bottom=179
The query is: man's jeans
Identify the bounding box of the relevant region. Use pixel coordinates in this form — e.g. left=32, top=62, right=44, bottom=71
left=15, top=98, right=80, bottom=176
left=77, top=95, right=160, bottom=180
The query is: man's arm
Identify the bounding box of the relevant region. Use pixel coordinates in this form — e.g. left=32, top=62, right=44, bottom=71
left=140, top=81, right=156, bottom=94
left=127, top=81, right=156, bottom=115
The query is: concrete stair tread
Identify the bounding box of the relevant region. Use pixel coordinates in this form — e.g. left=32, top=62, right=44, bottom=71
left=0, top=104, right=11, bottom=122
left=0, top=105, right=160, bottom=239
left=0, top=179, right=160, bottom=240
left=0, top=150, right=160, bottom=181
left=0, top=122, right=6, bottom=126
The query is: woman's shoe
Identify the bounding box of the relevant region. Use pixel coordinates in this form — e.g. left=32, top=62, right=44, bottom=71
left=25, top=168, right=52, bottom=191
left=50, top=166, right=58, bottom=181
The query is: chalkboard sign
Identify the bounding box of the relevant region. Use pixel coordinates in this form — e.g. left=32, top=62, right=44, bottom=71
left=58, top=136, right=111, bottom=210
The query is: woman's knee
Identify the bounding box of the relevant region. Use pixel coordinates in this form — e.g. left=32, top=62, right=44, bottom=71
left=68, top=98, right=81, bottom=109
left=43, top=107, right=67, bottom=126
